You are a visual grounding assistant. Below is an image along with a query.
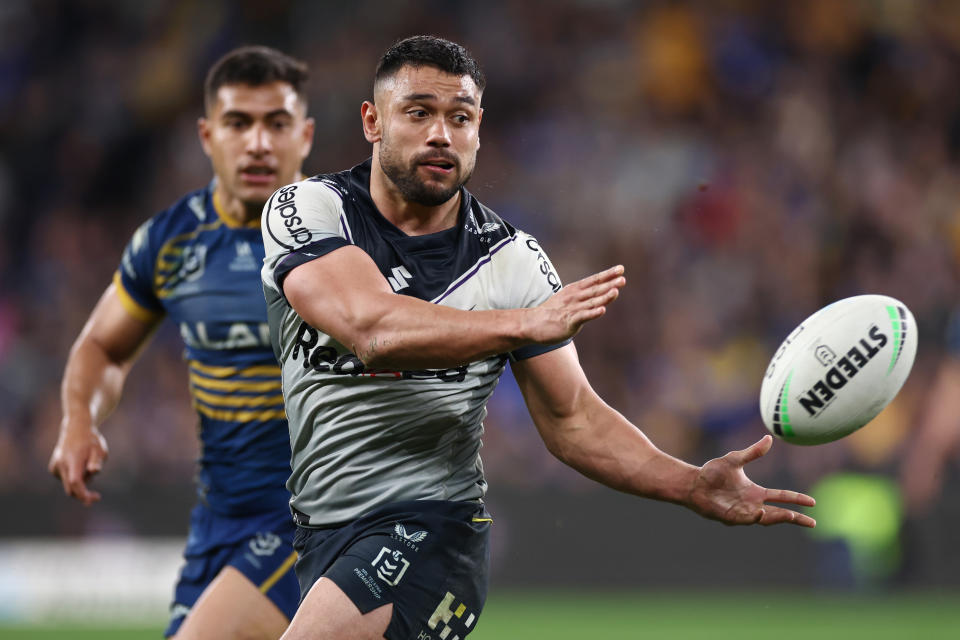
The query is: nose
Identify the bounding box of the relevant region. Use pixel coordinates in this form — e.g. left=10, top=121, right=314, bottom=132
left=246, top=123, right=273, bottom=156
left=425, top=117, right=451, bottom=147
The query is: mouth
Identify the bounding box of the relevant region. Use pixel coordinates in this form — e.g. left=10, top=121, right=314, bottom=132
left=239, top=166, right=278, bottom=186
left=419, top=158, right=456, bottom=176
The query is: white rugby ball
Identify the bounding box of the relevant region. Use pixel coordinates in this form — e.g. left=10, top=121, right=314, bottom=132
left=759, top=295, right=917, bottom=445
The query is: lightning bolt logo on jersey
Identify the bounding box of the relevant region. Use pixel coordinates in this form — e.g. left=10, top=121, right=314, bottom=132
left=115, top=184, right=290, bottom=517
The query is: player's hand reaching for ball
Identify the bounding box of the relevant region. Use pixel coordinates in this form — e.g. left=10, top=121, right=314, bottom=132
left=48, top=421, right=108, bottom=507
left=686, top=435, right=816, bottom=527
left=528, top=265, right=625, bottom=344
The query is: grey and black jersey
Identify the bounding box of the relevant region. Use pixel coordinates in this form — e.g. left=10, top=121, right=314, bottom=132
left=261, top=159, right=566, bottom=526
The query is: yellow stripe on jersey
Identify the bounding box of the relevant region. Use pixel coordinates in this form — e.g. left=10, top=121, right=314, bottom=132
left=189, top=360, right=281, bottom=379
left=189, top=372, right=282, bottom=393
left=112, top=271, right=164, bottom=324
left=192, top=387, right=284, bottom=409
left=195, top=404, right=286, bottom=422
left=472, top=517, right=493, bottom=523
left=259, top=551, right=297, bottom=594
left=213, top=190, right=262, bottom=229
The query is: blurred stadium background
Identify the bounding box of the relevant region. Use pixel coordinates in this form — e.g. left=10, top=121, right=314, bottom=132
left=2, top=0, right=960, bottom=636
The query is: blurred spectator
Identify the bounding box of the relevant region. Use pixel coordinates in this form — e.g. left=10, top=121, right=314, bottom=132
left=1, top=1, right=958, bottom=563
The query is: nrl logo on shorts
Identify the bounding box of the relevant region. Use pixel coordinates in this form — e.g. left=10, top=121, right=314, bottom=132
left=372, top=547, right=410, bottom=586
left=249, top=532, right=282, bottom=557
left=392, top=523, right=428, bottom=551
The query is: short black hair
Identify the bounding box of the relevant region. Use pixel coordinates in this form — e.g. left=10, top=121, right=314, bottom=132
left=375, top=35, right=485, bottom=93
left=204, top=45, right=309, bottom=112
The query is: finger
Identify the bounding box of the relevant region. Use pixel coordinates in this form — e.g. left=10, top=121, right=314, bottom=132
left=569, top=276, right=626, bottom=307
left=759, top=506, right=817, bottom=528
left=80, top=488, right=102, bottom=506
left=48, top=454, right=61, bottom=478
left=86, top=449, right=105, bottom=475
left=728, top=435, right=773, bottom=466
left=57, top=460, right=73, bottom=496
left=64, top=458, right=92, bottom=501
left=570, top=266, right=625, bottom=292
left=764, top=488, right=816, bottom=507
left=568, top=305, right=607, bottom=330
left=580, top=284, right=621, bottom=310
left=590, top=265, right=625, bottom=282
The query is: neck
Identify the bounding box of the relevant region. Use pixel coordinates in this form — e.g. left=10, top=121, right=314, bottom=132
left=369, top=156, right=460, bottom=236
left=213, top=184, right=260, bottom=226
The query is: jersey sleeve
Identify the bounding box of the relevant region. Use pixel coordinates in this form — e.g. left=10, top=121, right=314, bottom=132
left=504, top=231, right=570, bottom=361
left=261, top=179, right=351, bottom=297
left=114, top=218, right=165, bottom=322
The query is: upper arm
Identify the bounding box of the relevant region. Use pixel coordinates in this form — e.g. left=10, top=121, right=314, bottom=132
left=282, top=244, right=396, bottom=348
left=77, top=283, right=161, bottom=366
left=511, top=342, right=597, bottom=446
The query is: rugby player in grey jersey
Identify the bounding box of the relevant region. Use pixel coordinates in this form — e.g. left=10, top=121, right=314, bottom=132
left=262, top=36, right=816, bottom=640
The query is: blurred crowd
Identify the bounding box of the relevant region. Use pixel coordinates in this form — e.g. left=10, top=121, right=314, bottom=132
left=2, top=0, right=960, bottom=563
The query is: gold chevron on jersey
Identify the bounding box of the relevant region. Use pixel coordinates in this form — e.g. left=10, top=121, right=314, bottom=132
left=153, top=219, right=224, bottom=298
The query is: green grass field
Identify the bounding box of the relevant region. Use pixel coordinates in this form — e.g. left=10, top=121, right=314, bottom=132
left=1, top=591, right=957, bottom=639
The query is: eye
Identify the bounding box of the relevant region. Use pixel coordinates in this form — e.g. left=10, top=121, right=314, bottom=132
left=408, top=109, right=429, bottom=118
left=271, top=120, right=291, bottom=131
left=224, top=118, right=247, bottom=130
left=453, top=114, right=470, bottom=124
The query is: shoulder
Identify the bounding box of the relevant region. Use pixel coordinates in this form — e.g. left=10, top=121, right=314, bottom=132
left=466, top=196, right=563, bottom=295
left=126, top=187, right=210, bottom=254
left=263, top=175, right=345, bottom=221
left=261, top=173, right=355, bottom=256
left=462, top=195, right=520, bottom=246
left=147, top=187, right=212, bottom=237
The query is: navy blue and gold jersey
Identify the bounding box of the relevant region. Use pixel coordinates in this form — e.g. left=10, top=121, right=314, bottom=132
left=115, top=183, right=290, bottom=517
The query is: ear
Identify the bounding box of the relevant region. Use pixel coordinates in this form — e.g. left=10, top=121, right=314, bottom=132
left=197, top=117, right=213, bottom=158
left=361, top=101, right=381, bottom=143
left=301, top=117, right=316, bottom=159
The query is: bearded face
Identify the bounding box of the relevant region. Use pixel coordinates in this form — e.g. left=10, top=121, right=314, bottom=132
left=378, top=140, right=475, bottom=206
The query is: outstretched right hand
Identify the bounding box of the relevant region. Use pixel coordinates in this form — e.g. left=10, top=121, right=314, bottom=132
left=527, top=265, right=625, bottom=344
left=48, top=422, right=108, bottom=506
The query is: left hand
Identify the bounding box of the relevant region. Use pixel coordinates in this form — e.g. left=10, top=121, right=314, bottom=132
left=687, top=435, right=816, bottom=527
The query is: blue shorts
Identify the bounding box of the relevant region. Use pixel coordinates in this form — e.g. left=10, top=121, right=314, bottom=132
left=293, top=499, right=492, bottom=640
left=165, top=503, right=300, bottom=637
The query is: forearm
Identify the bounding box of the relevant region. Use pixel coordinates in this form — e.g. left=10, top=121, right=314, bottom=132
left=346, top=294, right=534, bottom=369
left=540, top=394, right=699, bottom=505
left=60, top=335, right=130, bottom=432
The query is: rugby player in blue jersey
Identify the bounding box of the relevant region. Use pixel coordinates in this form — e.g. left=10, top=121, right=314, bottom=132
left=261, top=36, right=816, bottom=640
left=48, top=46, right=314, bottom=639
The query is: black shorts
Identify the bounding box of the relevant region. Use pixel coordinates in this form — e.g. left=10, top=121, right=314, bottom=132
left=293, top=499, right=492, bottom=640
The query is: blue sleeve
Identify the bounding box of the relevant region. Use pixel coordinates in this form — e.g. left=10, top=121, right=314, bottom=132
left=115, top=218, right=165, bottom=322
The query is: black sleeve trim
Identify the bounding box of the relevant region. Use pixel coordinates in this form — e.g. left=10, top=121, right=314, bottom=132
left=509, top=337, right=572, bottom=362
left=274, top=237, right=352, bottom=294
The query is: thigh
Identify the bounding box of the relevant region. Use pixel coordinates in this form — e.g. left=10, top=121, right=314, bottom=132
left=168, top=523, right=299, bottom=639
left=292, top=500, right=492, bottom=640
left=173, top=566, right=289, bottom=640
left=281, top=577, right=392, bottom=640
